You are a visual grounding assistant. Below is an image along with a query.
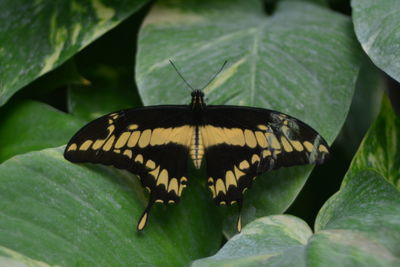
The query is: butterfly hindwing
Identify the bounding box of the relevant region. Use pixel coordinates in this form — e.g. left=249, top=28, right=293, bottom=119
left=64, top=106, right=193, bottom=230
left=201, top=106, right=330, bottom=207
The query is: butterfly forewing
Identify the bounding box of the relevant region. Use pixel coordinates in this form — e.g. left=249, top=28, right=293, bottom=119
left=64, top=106, right=193, bottom=230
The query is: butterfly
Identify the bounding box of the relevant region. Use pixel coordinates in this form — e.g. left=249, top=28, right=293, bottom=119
left=64, top=62, right=330, bottom=232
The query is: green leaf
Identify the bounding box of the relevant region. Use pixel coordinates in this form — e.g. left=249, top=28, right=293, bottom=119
left=0, top=147, right=222, bottom=266
left=0, top=100, right=84, bottom=162
left=137, top=0, right=361, bottom=232
left=0, top=0, right=148, bottom=106
left=352, top=0, right=400, bottom=82
left=193, top=95, right=400, bottom=266
left=348, top=96, right=400, bottom=188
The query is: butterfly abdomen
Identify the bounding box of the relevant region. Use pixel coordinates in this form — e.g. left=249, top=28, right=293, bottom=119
left=189, top=126, right=204, bottom=169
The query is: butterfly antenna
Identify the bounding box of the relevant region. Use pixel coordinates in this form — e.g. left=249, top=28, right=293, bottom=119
left=169, top=60, right=195, bottom=91
left=200, top=60, right=228, bottom=91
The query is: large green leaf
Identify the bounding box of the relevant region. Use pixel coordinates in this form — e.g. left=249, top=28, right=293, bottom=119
left=0, top=100, right=84, bottom=162
left=0, top=147, right=222, bottom=266
left=193, top=97, right=400, bottom=266
left=136, top=0, right=361, bottom=232
left=352, top=0, right=400, bottom=82
left=0, top=0, right=148, bottom=106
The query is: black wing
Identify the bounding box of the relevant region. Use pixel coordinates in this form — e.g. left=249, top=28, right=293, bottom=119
left=200, top=106, right=330, bottom=231
left=64, top=106, right=193, bottom=230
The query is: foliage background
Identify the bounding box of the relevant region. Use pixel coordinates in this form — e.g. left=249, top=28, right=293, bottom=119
left=0, top=0, right=399, bottom=266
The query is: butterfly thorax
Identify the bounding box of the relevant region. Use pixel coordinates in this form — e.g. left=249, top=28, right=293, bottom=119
left=190, top=89, right=206, bottom=111
left=189, top=90, right=206, bottom=168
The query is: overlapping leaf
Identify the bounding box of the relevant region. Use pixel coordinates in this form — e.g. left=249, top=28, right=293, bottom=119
left=352, top=0, right=400, bottom=82
left=0, top=0, right=148, bottom=106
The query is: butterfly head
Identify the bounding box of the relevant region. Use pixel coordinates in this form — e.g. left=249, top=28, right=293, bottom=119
left=190, top=89, right=205, bottom=109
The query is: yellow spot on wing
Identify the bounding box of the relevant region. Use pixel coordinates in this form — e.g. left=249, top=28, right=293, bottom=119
left=319, top=144, right=329, bottom=153
left=128, top=124, right=138, bottom=130
left=138, top=129, right=152, bottom=148
left=257, top=124, right=268, bottom=130
left=225, top=171, right=237, bottom=190
left=123, top=149, right=132, bottom=158
left=115, top=132, right=130, bottom=148
left=107, top=124, right=115, bottom=134
left=92, top=139, right=105, bottom=150
left=239, top=160, right=250, bottom=170
left=149, top=166, right=160, bottom=179
left=281, top=136, right=293, bottom=152
left=168, top=178, right=179, bottom=193
left=304, top=141, right=314, bottom=152
left=103, top=135, right=115, bottom=151
left=67, top=143, right=77, bottom=151
left=290, top=140, right=304, bottom=151
left=146, top=160, right=156, bottom=169
left=251, top=154, right=260, bottom=164
left=127, top=131, right=140, bottom=147
left=135, top=154, right=144, bottom=164
left=262, top=150, right=271, bottom=158
left=155, top=199, right=163, bottom=203
left=157, top=169, right=168, bottom=187
left=79, top=140, right=93, bottom=151
left=255, top=131, right=267, bottom=148
left=234, top=166, right=245, bottom=180
left=244, top=130, right=257, bottom=148
left=215, top=179, right=226, bottom=194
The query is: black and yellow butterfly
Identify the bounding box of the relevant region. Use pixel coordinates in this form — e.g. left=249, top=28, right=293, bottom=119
left=64, top=65, right=330, bottom=232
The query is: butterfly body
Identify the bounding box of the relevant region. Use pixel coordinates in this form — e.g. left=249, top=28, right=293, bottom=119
left=65, top=89, right=330, bottom=231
